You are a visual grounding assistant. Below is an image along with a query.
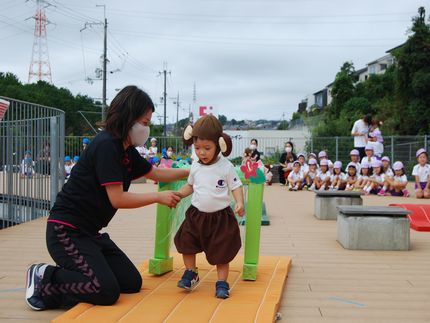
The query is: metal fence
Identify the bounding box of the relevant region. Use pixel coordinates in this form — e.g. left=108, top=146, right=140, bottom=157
left=0, top=96, right=65, bottom=229
left=66, top=134, right=428, bottom=167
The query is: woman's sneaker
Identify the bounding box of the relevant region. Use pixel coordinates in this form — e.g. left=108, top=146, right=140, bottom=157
left=25, top=263, right=48, bottom=311
left=215, top=280, right=230, bottom=299
left=177, top=269, right=199, bottom=291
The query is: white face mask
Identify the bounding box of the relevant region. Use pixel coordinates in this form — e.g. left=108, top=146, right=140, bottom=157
left=167, top=151, right=173, bottom=157
left=249, top=144, right=257, bottom=150
left=285, top=147, right=292, bottom=153
left=129, top=123, right=150, bottom=147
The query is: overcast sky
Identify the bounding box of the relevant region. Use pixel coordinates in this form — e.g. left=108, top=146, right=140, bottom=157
left=0, top=0, right=427, bottom=123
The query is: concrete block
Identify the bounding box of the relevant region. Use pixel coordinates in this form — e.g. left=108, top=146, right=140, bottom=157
left=315, top=195, right=363, bottom=220
left=337, top=213, right=410, bottom=251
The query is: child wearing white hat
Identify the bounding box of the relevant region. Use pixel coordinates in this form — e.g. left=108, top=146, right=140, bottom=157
left=412, top=148, right=430, bottom=199
left=379, top=161, right=409, bottom=197
left=363, top=160, right=385, bottom=194
left=315, top=159, right=331, bottom=191
left=361, top=144, right=377, bottom=165
left=329, top=161, right=345, bottom=190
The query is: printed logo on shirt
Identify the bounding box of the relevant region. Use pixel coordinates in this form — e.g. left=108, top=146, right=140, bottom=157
left=216, top=179, right=227, bottom=189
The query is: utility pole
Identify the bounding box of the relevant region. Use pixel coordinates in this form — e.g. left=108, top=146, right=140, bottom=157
left=170, top=92, right=181, bottom=134
left=97, top=4, right=107, bottom=121
left=81, top=5, right=107, bottom=122
left=191, top=82, right=197, bottom=123
left=159, top=62, right=170, bottom=136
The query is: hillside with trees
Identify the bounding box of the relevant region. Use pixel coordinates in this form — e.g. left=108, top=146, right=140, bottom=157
left=306, top=7, right=430, bottom=137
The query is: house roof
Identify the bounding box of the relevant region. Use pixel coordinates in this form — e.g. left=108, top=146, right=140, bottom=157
left=386, top=43, right=405, bottom=53
left=367, top=53, right=393, bottom=66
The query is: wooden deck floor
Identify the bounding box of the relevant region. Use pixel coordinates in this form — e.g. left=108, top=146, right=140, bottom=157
left=1, top=183, right=430, bottom=322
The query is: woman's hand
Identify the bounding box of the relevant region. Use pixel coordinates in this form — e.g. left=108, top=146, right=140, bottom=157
left=235, top=203, right=245, bottom=217
left=157, top=191, right=182, bottom=208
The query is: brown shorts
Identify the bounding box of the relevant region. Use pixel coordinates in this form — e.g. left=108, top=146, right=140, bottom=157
left=174, top=205, right=241, bottom=265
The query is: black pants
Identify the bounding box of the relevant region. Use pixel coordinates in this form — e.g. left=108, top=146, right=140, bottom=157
left=41, top=222, right=142, bottom=309
left=355, top=147, right=366, bottom=160
left=278, top=166, right=286, bottom=184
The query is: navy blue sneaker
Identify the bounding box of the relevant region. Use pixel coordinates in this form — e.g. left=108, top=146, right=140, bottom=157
left=177, top=269, right=199, bottom=291
left=215, top=280, right=230, bottom=299
left=25, top=263, right=47, bottom=311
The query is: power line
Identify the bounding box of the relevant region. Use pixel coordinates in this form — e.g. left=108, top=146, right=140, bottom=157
left=109, top=30, right=403, bottom=48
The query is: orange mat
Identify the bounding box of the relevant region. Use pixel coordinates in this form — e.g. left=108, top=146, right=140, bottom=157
left=52, top=254, right=292, bottom=323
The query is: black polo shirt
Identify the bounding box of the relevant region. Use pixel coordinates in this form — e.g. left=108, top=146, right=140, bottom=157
left=50, top=131, right=152, bottom=234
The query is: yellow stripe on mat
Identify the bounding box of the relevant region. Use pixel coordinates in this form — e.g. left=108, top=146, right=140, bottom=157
left=52, top=254, right=292, bottom=323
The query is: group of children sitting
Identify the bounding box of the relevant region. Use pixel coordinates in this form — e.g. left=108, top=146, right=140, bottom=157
left=284, top=146, right=430, bottom=199
left=64, top=155, right=79, bottom=179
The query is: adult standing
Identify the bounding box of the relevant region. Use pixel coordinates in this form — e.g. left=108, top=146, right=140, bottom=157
left=367, top=119, right=384, bottom=159
left=279, top=141, right=297, bottom=185
left=351, top=115, right=371, bottom=160
left=249, top=138, right=261, bottom=162
left=25, top=86, right=188, bottom=311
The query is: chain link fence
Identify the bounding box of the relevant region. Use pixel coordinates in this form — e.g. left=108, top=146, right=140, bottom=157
left=0, top=97, right=65, bottom=229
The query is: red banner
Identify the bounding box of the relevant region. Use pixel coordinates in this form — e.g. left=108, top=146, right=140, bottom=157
left=199, top=106, right=214, bottom=117
left=0, top=99, right=10, bottom=121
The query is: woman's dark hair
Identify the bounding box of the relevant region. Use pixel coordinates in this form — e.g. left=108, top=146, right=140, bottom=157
left=286, top=141, right=294, bottom=151
left=363, top=114, right=372, bottom=124
left=251, top=138, right=258, bottom=145
left=104, top=85, right=155, bottom=141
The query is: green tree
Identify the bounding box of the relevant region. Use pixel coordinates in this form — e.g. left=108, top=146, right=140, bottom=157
left=394, top=7, right=430, bottom=134
left=328, top=62, right=357, bottom=118
left=218, top=114, right=227, bottom=125
left=0, top=73, right=98, bottom=135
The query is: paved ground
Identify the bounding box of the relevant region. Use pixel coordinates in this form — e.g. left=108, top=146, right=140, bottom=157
left=1, top=182, right=430, bottom=322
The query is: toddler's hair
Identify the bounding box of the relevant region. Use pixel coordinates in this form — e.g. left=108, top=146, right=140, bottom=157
left=244, top=148, right=252, bottom=155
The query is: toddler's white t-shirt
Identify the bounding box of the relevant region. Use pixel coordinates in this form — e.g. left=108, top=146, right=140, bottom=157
left=188, top=157, right=242, bottom=213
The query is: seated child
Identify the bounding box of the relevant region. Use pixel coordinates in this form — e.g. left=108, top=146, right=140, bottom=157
left=64, top=156, right=73, bottom=179
left=361, top=144, right=377, bottom=165
left=308, top=152, right=318, bottom=163
left=348, top=149, right=361, bottom=174
left=297, top=152, right=308, bottom=173
left=72, top=156, right=79, bottom=167
left=379, top=161, right=409, bottom=196
left=344, top=162, right=358, bottom=191
left=318, top=151, right=332, bottom=168
left=21, top=150, right=34, bottom=178
left=315, top=159, right=331, bottom=191
left=381, top=156, right=394, bottom=177
left=288, top=161, right=304, bottom=191
left=174, top=115, right=244, bottom=299
left=304, top=159, right=318, bottom=190
left=264, top=164, right=273, bottom=186
left=330, top=161, right=345, bottom=190
left=412, top=148, right=430, bottom=199
left=363, top=160, right=385, bottom=195
left=355, top=161, right=371, bottom=190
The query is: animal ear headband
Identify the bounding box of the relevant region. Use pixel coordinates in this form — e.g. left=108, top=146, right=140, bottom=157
left=183, top=115, right=232, bottom=157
